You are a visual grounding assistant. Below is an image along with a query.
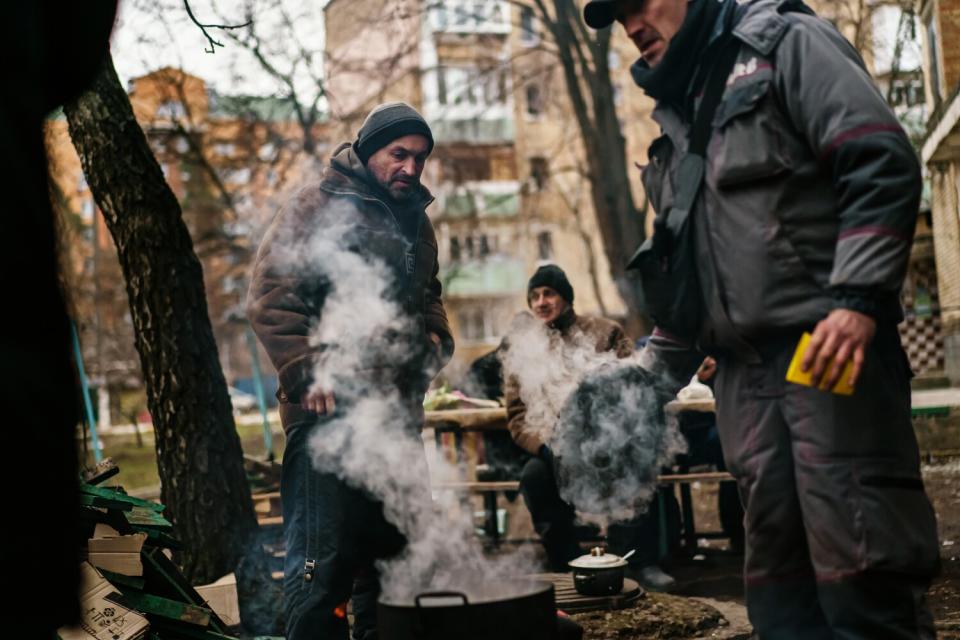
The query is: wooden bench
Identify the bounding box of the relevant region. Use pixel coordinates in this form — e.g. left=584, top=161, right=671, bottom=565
left=425, top=409, right=739, bottom=553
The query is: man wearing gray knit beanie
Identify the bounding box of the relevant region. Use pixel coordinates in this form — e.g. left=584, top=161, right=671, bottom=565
left=247, top=101, right=452, bottom=640
left=353, top=101, right=435, bottom=202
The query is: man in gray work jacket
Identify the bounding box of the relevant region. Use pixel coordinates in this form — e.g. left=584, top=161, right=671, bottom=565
left=584, top=0, right=940, bottom=637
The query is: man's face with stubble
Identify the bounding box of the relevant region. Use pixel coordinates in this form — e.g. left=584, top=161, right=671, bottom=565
left=365, top=134, right=431, bottom=202
left=614, top=0, right=688, bottom=68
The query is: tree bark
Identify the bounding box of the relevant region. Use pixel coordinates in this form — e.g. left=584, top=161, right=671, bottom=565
left=64, top=53, right=280, bottom=633
left=538, top=0, right=648, bottom=331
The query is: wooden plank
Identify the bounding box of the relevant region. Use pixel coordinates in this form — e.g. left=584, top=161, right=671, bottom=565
left=81, top=484, right=166, bottom=513
left=430, top=473, right=733, bottom=493
left=146, top=622, right=238, bottom=640
left=82, top=458, right=120, bottom=485
left=432, top=481, right=520, bottom=492
left=252, top=491, right=281, bottom=500
left=108, top=591, right=212, bottom=627
left=124, top=506, right=174, bottom=530
left=258, top=516, right=283, bottom=527
left=81, top=493, right=134, bottom=511
left=657, top=471, right=734, bottom=484
left=138, top=528, right=182, bottom=550
left=424, top=408, right=508, bottom=431
left=244, top=455, right=282, bottom=478
left=99, top=569, right=147, bottom=591
left=140, top=547, right=228, bottom=633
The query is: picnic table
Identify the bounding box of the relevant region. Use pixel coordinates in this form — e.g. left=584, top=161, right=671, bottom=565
left=424, top=405, right=737, bottom=554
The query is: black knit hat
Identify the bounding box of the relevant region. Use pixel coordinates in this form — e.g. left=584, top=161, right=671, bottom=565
left=527, top=264, right=574, bottom=306
left=354, top=102, right=435, bottom=164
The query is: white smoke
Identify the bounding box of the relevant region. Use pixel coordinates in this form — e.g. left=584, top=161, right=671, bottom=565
left=500, top=312, right=686, bottom=528
left=271, top=199, right=537, bottom=604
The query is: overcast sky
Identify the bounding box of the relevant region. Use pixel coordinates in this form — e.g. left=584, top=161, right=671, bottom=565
left=110, top=0, right=327, bottom=98
left=109, top=0, right=920, bottom=99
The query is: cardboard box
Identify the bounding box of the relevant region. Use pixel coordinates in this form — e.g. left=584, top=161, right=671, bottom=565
left=58, top=562, right=149, bottom=640
left=195, top=573, right=241, bottom=628
left=88, top=525, right=146, bottom=576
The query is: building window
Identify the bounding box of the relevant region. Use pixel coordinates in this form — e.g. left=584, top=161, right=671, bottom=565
left=479, top=234, right=490, bottom=257
left=521, top=6, right=538, bottom=45
left=458, top=308, right=492, bottom=342
left=454, top=2, right=469, bottom=27
left=530, top=157, right=549, bottom=191
left=80, top=198, right=95, bottom=223
left=490, top=3, right=504, bottom=25
left=537, top=231, right=553, bottom=260
left=174, top=136, right=190, bottom=154
left=156, top=100, right=187, bottom=120
left=608, top=50, right=621, bottom=70
left=450, top=236, right=461, bottom=261
left=926, top=11, right=942, bottom=105
left=437, top=67, right=448, bottom=105
left=464, top=235, right=475, bottom=258
left=526, top=84, right=543, bottom=117
left=483, top=68, right=508, bottom=105
left=612, top=82, right=623, bottom=106
left=213, top=142, right=236, bottom=156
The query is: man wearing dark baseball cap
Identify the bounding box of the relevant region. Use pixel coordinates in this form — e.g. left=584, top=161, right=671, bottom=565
left=593, top=0, right=940, bottom=638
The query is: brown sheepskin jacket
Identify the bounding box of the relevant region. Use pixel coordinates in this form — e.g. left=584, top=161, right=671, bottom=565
left=246, top=143, right=453, bottom=431
left=504, top=309, right=633, bottom=455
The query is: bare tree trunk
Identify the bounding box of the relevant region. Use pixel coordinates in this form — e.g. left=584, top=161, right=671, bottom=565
left=63, top=53, right=280, bottom=634
left=537, top=0, right=648, bottom=332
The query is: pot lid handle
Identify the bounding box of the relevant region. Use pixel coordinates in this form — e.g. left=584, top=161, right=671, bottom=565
left=415, top=591, right=470, bottom=608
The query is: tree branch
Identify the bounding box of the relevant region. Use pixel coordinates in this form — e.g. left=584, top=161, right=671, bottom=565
left=183, top=0, right=252, bottom=53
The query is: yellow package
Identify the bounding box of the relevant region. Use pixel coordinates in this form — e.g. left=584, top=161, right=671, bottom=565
left=785, top=332, right=856, bottom=395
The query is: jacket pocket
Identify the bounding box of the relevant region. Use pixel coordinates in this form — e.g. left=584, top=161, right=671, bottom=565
left=642, top=134, right=675, bottom=216
left=854, top=460, right=940, bottom=576
left=801, top=457, right=940, bottom=578
left=711, top=80, right=793, bottom=188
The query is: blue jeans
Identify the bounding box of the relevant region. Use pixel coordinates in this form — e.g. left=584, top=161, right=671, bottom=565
left=282, top=421, right=406, bottom=640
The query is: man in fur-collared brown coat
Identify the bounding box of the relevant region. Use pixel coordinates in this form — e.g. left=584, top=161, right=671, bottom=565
left=503, top=265, right=676, bottom=590
left=247, top=102, right=452, bottom=640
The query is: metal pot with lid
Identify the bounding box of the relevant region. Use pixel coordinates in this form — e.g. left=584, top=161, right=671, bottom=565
left=377, top=579, right=557, bottom=639
left=568, top=547, right=633, bottom=596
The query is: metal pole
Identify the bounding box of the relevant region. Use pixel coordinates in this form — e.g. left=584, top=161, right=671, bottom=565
left=72, top=321, right=102, bottom=463
left=245, top=324, right=274, bottom=461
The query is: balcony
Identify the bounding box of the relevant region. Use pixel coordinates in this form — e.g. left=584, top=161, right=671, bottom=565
left=429, top=0, right=511, bottom=35
left=439, top=180, right=521, bottom=218
left=443, top=256, right=526, bottom=297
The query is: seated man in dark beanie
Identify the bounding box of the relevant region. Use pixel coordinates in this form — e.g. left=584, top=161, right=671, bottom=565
left=503, top=265, right=676, bottom=590
left=247, top=101, right=453, bottom=639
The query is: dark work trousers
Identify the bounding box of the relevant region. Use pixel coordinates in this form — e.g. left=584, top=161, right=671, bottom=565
left=519, top=456, right=665, bottom=570
left=282, top=421, right=406, bottom=640
left=714, top=328, right=940, bottom=639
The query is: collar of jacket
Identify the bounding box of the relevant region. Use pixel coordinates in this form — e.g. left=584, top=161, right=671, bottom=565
left=729, top=0, right=804, bottom=56
left=322, top=141, right=435, bottom=212
left=649, top=0, right=796, bottom=142
left=547, top=307, right=577, bottom=333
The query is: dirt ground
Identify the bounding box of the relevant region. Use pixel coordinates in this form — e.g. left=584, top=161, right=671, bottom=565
left=564, top=460, right=960, bottom=639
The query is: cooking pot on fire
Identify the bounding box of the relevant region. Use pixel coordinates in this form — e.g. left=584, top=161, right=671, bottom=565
left=569, top=547, right=634, bottom=596
left=378, top=579, right=556, bottom=640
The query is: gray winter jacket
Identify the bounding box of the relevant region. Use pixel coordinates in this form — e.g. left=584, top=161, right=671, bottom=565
left=641, top=0, right=920, bottom=371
